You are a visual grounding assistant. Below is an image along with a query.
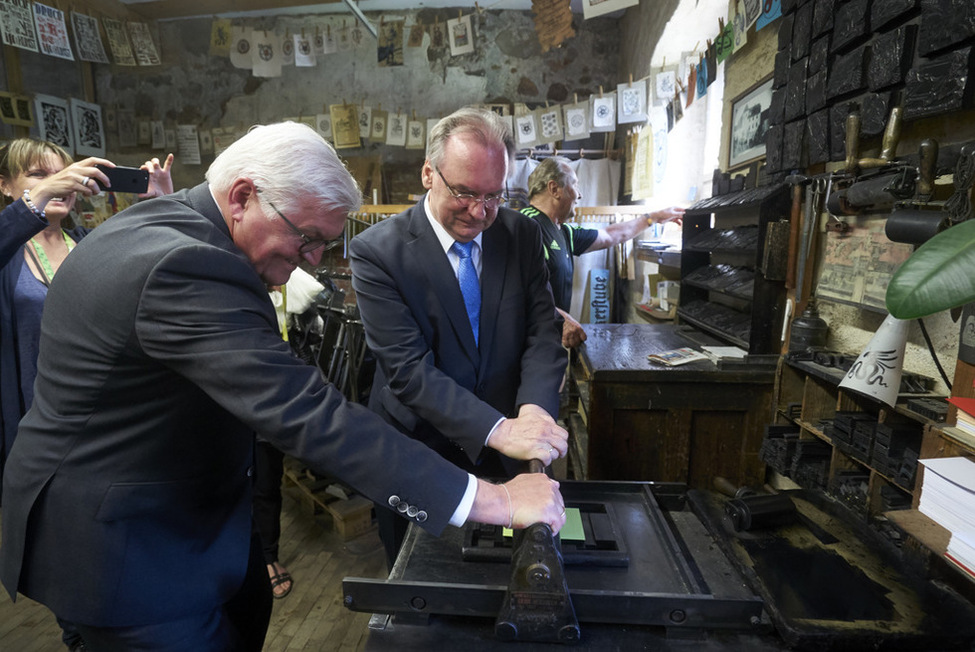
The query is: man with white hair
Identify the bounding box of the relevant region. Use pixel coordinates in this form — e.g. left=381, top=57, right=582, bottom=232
left=0, top=122, right=565, bottom=651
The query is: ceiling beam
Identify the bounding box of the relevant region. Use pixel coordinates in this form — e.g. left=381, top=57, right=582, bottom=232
left=122, top=0, right=343, bottom=22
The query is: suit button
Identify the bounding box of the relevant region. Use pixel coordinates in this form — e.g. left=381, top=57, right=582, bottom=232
left=407, top=505, right=418, bottom=518
left=416, top=510, right=428, bottom=522
left=397, top=502, right=409, bottom=513
left=388, top=495, right=400, bottom=508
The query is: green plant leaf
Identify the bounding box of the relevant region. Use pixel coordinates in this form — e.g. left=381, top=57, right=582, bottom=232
left=886, top=219, right=975, bottom=319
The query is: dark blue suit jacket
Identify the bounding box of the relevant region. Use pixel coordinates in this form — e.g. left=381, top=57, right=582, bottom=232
left=0, top=184, right=470, bottom=627
left=349, top=199, right=565, bottom=477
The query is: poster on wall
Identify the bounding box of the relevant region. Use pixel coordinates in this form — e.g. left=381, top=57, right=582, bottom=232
left=209, top=18, right=232, bottom=56
left=33, top=3, right=73, bottom=60
left=103, top=17, right=136, bottom=65
left=447, top=14, right=474, bottom=57
left=199, top=129, right=213, bottom=155
left=405, top=119, right=425, bottom=150
left=176, top=125, right=201, bottom=165
left=732, top=2, right=749, bottom=53
left=69, top=98, right=104, bottom=157
left=330, top=103, right=360, bottom=149
left=370, top=110, right=388, bottom=141
left=536, top=106, right=563, bottom=144
left=653, top=68, right=676, bottom=106
left=357, top=105, right=372, bottom=138
left=251, top=30, right=282, bottom=78
left=34, top=94, right=72, bottom=153
left=407, top=22, right=424, bottom=47
left=128, top=21, right=160, bottom=65
left=729, top=77, right=773, bottom=168
left=756, top=0, right=782, bottom=30
left=293, top=33, right=315, bottom=67
left=377, top=19, right=404, bottom=66
left=71, top=11, right=109, bottom=63
left=581, top=0, right=638, bottom=20
left=514, top=112, right=539, bottom=148
left=1, top=0, right=39, bottom=52
left=0, top=92, right=33, bottom=126
left=617, top=78, right=648, bottom=124
left=116, top=108, right=137, bottom=148
left=741, top=0, right=762, bottom=29
left=151, top=120, right=165, bottom=149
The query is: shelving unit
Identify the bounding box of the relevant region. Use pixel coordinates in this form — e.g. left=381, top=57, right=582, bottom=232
left=680, top=184, right=790, bottom=354
left=769, top=356, right=945, bottom=518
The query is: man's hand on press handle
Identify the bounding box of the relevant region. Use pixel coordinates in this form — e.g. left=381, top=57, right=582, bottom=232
left=488, top=403, right=567, bottom=466
left=560, top=308, right=587, bottom=349
left=472, top=475, right=567, bottom=534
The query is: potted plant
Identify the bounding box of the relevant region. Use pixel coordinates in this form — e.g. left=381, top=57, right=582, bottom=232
left=886, top=219, right=975, bottom=319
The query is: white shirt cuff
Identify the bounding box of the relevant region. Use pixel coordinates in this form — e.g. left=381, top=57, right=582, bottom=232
left=448, top=473, right=478, bottom=527
left=485, top=416, right=505, bottom=445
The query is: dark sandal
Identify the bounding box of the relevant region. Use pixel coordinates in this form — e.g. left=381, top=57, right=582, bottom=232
left=269, top=567, right=293, bottom=599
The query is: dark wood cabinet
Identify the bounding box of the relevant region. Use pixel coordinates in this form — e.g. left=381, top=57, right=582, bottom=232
left=680, top=184, right=790, bottom=354
left=567, top=323, right=774, bottom=489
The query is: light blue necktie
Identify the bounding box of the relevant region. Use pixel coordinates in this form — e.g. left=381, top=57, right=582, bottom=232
left=451, top=240, right=480, bottom=344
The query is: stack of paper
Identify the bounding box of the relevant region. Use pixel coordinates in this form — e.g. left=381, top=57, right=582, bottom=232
left=948, top=397, right=975, bottom=437
left=701, top=345, right=748, bottom=363
left=919, top=457, right=975, bottom=579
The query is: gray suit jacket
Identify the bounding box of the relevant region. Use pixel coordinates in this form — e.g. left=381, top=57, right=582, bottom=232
left=349, top=200, right=565, bottom=477
left=0, top=184, right=469, bottom=626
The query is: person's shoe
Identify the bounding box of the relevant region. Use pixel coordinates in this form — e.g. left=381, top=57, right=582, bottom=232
left=268, top=562, right=293, bottom=599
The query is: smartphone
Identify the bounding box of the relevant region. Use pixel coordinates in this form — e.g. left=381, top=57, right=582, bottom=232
left=95, top=165, right=149, bottom=194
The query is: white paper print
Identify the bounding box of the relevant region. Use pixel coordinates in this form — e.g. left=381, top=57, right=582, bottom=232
left=128, top=21, right=160, bottom=65
left=117, top=109, right=137, bottom=148
left=33, top=3, right=73, bottom=60
left=230, top=26, right=252, bottom=69
left=280, top=33, right=294, bottom=65
left=176, top=125, right=202, bottom=165
left=617, top=78, right=648, bottom=124
left=590, top=94, right=616, bottom=132
left=358, top=106, right=372, bottom=138
left=447, top=14, right=474, bottom=56
left=1, top=0, right=38, bottom=52
left=582, top=0, right=639, bottom=20
left=69, top=98, right=104, bottom=157
left=654, top=69, right=676, bottom=105
left=151, top=120, right=165, bottom=149
left=137, top=120, right=151, bottom=145
left=371, top=110, right=388, bottom=141
left=386, top=112, right=407, bottom=147
left=71, top=11, right=107, bottom=63
left=733, top=1, right=749, bottom=53
left=537, top=107, right=563, bottom=143
left=251, top=30, right=282, bottom=78
left=316, top=113, right=333, bottom=141
left=294, top=33, right=315, bottom=67
left=515, top=113, right=538, bottom=147
left=321, top=26, right=337, bottom=54
left=405, top=119, right=426, bottom=150
left=103, top=18, right=135, bottom=65
left=35, top=94, right=72, bottom=152
left=562, top=103, right=589, bottom=140
left=199, top=129, right=213, bottom=155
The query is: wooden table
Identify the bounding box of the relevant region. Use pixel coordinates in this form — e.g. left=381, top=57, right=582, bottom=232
left=568, top=323, right=775, bottom=488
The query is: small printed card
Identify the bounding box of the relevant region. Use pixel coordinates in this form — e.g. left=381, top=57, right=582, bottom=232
left=647, top=347, right=709, bottom=366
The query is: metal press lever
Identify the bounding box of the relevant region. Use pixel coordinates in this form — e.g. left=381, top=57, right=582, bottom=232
left=494, top=459, right=580, bottom=644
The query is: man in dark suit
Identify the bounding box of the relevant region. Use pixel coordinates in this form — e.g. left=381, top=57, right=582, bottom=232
left=349, top=108, right=569, bottom=567
left=0, top=121, right=566, bottom=651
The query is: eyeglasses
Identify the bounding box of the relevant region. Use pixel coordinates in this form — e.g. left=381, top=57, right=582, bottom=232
left=435, top=167, right=508, bottom=209
left=263, top=196, right=342, bottom=255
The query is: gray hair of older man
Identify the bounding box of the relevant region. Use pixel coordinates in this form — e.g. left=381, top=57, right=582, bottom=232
left=426, top=107, right=516, bottom=174
left=205, top=121, right=362, bottom=217
left=527, top=156, right=574, bottom=199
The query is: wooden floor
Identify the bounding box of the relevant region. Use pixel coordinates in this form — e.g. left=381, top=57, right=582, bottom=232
left=0, top=485, right=387, bottom=651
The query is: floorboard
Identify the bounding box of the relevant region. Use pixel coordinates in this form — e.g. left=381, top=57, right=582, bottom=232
left=0, top=486, right=386, bottom=651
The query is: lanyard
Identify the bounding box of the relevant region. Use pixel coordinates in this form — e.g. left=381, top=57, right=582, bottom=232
left=27, top=230, right=74, bottom=285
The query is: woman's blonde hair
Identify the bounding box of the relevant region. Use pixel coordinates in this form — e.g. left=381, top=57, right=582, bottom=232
left=0, top=138, right=73, bottom=182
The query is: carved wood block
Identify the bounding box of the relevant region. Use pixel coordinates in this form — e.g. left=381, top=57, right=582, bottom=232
left=868, top=25, right=915, bottom=92
left=903, top=46, right=973, bottom=121
left=812, top=0, right=836, bottom=38
left=827, top=45, right=867, bottom=100
left=774, top=49, right=791, bottom=89
left=766, top=124, right=785, bottom=173
left=806, top=109, right=831, bottom=166
left=785, top=58, right=809, bottom=122
left=779, top=13, right=796, bottom=52
left=783, top=120, right=806, bottom=170
left=792, top=1, right=814, bottom=61
left=830, top=101, right=854, bottom=161
left=806, top=70, right=828, bottom=114
left=809, top=35, right=831, bottom=75
left=919, top=0, right=975, bottom=56
left=872, top=0, right=919, bottom=31
left=832, top=0, right=872, bottom=53
left=769, top=88, right=787, bottom=126
left=860, top=91, right=892, bottom=137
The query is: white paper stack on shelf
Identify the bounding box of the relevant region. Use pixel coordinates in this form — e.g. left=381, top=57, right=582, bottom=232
left=701, top=345, right=748, bottom=363
left=919, top=457, right=975, bottom=579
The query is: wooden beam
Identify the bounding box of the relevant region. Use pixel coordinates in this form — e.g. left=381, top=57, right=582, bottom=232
left=122, top=0, right=343, bottom=22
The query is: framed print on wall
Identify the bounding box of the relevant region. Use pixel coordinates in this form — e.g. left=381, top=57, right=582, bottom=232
left=35, top=94, right=72, bottom=153
left=728, top=76, right=773, bottom=168
left=69, top=98, right=105, bottom=157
